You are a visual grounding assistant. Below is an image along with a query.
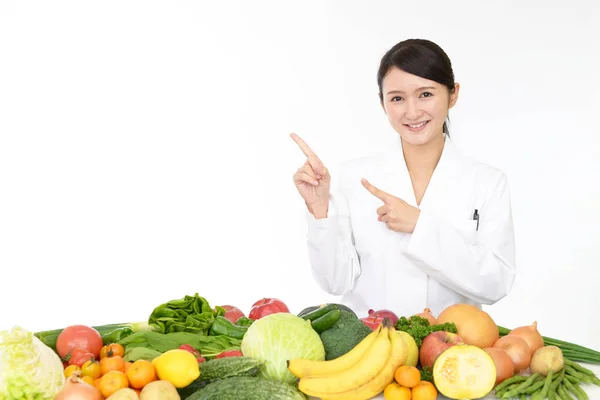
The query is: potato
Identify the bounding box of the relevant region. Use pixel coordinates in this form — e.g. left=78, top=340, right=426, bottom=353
left=140, top=380, right=181, bottom=400
left=107, top=388, right=140, bottom=400
left=530, top=345, right=564, bottom=376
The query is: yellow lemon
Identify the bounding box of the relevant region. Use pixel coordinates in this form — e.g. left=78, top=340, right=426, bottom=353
left=396, top=331, right=419, bottom=367
left=151, top=349, right=200, bottom=388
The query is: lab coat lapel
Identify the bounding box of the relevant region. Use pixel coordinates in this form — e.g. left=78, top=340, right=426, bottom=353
left=378, top=137, right=460, bottom=208
left=419, top=137, right=460, bottom=211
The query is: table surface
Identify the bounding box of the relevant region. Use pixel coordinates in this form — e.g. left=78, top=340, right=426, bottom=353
left=309, top=363, right=600, bottom=400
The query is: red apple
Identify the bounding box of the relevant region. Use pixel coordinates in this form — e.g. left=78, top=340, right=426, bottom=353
left=361, top=315, right=385, bottom=330
left=367, top=309, right=399, bottom=325
left=249, top=298, right=289, bottom=320
left=419, top=331, right=464, bottom=368
left=219, top=305, right=246, bottom=323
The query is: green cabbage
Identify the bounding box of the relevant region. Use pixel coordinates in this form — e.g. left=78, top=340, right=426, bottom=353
left=240, top=312, right=325, bottom=385
left=0, top=326, right=65, bottom=399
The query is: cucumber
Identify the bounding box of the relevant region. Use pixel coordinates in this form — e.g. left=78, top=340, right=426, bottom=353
left=187, top=376, right=306, bottom=400
left=177, top=357, right=265, bottom=399
left=297, top=303, right=357, bottom=318
left=311, top=309, right=341, bottom=333
left=300, top=303, right=338, bottom=322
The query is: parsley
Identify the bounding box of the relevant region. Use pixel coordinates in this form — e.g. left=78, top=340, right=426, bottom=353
left=394, top=315, right=458, bottom=348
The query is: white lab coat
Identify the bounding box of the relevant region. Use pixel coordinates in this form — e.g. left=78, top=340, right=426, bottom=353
left=305, top=137, right=516, bottom=319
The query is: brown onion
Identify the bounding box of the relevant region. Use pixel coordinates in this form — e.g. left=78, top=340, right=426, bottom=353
left=54, top=371, right=103, bottom=400
left=493, top=335, right=532, bottom=373
left=484, top=347, right=515, bottom=385
left=413, top=308, right=437, bottom=325
left=508, top=321, right=545, bottom=357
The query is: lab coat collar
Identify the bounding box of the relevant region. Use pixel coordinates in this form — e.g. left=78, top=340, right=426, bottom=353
left=379, top=136, right=462, bottom=207
left=383, top=136, right=461, bottom=177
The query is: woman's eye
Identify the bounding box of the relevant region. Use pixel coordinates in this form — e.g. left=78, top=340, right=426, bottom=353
left=420, top=92, right=433, bottom=98
left=390, top=96, right=403, bottom=102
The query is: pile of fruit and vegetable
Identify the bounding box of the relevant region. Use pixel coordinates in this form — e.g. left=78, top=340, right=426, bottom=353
left=1, top=294, right=599, bottom=399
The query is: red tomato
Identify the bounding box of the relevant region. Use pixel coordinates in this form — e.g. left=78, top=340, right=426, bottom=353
left=219, top=305, right=245, bottom=323
left=56, top=325, right=103, bottom=359
left=68, top=348, right=95, bottom=367
left=248, top=298, right=289, bottom=320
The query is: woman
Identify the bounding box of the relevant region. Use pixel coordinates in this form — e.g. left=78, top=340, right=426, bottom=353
left=291, top=38, right=516, bottom=319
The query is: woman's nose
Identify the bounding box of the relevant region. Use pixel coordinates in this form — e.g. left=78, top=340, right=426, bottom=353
left=405, top=98, right=422, bottom=120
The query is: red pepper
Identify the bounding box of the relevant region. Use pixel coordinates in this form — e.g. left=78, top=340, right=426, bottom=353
left=215, top=350, right=243, bottom=359
left=178, top=344, right=205, bottom=363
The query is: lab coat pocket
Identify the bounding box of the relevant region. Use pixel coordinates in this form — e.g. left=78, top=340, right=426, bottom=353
left=452, top=219, right=479, bottom=246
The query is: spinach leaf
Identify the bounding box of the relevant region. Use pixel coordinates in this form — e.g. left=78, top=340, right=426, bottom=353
left=148, top=293, right=225, bottom=334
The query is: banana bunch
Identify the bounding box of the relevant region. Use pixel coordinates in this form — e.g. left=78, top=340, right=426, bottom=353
left=288, top=319, right=408, bottom=400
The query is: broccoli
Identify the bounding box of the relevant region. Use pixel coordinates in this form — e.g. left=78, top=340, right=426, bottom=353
left=319, top=310, right=372, bottom=360
left=394, top=315, right=458, bottom=348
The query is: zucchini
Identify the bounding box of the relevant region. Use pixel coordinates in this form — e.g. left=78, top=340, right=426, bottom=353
left=300, top=303, right=338, bottom=322
left=297, top=303, right=357, bottom=318
left=186, top=376, right=306, bottom=400
left=311, top=309, right=341, bottom=333
left=177, top=357, right=264, bottom=399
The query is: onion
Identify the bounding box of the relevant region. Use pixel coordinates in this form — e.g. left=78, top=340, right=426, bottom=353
left=493, top=335, right=532, bottom=373
left=54, top=371, right=103, bottom=400
left=367, top=309, right=398, bottom=325
left=412, top=308, right=437, bottom=325
left=507, top=321, right=545, bottom=357
left=483, top=347, right=515, bottom=385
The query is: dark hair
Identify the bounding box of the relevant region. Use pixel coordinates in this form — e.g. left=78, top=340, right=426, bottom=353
left=377, top=39, right=456, bottom=136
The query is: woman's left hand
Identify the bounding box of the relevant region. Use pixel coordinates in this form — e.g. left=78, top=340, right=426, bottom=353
left=361, top=178, right=420, bottom=233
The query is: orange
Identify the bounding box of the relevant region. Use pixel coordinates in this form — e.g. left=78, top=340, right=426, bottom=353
left=99, top=370, right=129, bottom=398
left=126, top=359, right=157, bottom=389
left=411, top=381, right=438, bottom=400
left=100, top=355, right=126, bottom=374
left=81, top=375, right=95, bottom=386
left=395, top=365, right=421, bottom=388
left=384, top=382, right=412, bottom=400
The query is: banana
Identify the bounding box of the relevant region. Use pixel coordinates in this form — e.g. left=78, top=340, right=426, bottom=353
left=298, top=322, right=392, bottom=397
left=287, top=325, right=381, bottom=378
left=320, top=326, right=409, bottom=400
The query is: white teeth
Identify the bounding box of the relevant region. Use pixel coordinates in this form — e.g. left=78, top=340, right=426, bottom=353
left=408, top=121, right=428, bottom=128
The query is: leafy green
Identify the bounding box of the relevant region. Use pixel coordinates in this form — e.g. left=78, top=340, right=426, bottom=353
left=148, top=293, right=225, bottom=334
left=117, top=330, right=241, bottom=361
left=394, top=315, right=458, bottom=348
left=0, top=326, right=65, bottom=399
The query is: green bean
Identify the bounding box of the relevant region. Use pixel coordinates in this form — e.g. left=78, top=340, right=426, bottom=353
left=495, top=375, right=531, bottom=392
left=502, top=373, right=542, bottom=398
left=565, top=366, right=594, bottom=383
left=564, top=359, right=596, bottom=377
left=563, top=377, right=588, bottom=400
left=558, top=383, right=574, bottom=400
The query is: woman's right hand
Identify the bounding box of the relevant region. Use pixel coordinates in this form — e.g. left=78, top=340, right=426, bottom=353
left=291, top=133, right=331, bottom=216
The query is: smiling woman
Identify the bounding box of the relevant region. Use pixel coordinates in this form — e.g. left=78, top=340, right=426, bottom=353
left=290, top=38, right=517, bottom=321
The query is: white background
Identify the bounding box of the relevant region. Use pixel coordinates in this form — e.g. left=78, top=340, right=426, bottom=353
left=1, top=1, right=599, bottom=354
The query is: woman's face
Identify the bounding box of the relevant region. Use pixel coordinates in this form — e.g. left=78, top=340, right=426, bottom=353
left=380, top=67, right=459, bottom=147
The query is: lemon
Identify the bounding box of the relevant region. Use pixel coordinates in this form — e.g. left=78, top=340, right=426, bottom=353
left=152, top=349, right=200, bottom=388
left=396, top=331, right=419, bottom=367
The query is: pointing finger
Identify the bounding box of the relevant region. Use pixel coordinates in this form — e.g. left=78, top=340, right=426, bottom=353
left=290, top=133, right=325, bottom=175
left=361, top=178, right=391, bottom=202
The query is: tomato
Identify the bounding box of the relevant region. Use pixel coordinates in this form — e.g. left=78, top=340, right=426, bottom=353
left=64, top=364, right=81, bottom=378
left=100, top=343, right=125, bottom=359
left=81, top=360, right=102, bottom=379
left=249, top=298, right=289, bottom=320
left=56, top=325, right=103, bottom=359
left=68, top=348, right=95, bottom=367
